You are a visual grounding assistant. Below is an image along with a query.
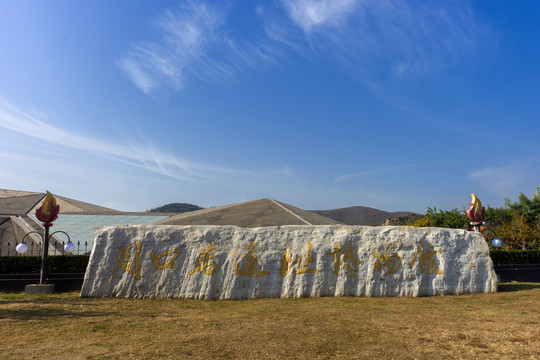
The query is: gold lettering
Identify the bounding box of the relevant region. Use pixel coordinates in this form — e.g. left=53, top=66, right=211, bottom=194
left=409, top=242, right=423, bottom=269
left=279, top=247, right=297, bottom=276
left=341, top=242, right=363, bottom=277
left=233, top=240, right=269, bottom=278
left=110, top=241, right=142, bottom=281
left=189, top=243, right=218, bottom=276
left=150, top=249, right=181, bottom=270
left=409, top=242, right=443, bottom=274
left=296, top=242, right=319, bottom=274
left=326, top=242, right=364, bottom=277
left=372, top=249, right=402, bottom=275
left=279, top=242, right=320, bottom=276
left=325, top=242, right=341, bottom=275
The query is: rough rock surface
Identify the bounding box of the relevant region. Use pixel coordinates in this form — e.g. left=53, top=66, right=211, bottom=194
left=81, top=225, right=497, bottom=299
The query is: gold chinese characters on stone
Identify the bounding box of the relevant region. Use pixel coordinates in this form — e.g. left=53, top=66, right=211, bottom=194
left=232, top=240, right=269, bottom=278
left=108, top=239, right=444, bottom=282
left=280, top=242, right=320, bottom=276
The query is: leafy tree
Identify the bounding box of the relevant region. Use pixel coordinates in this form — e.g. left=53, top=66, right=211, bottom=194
left=535, top=221, right=540, bottom=248
left=498, top=185, right=540, bottom=249
left=484, top=206, right=513, bottom=227
left=504, top=185, right=540, bottom=225
left=407, top=216, right=430, bottom=227
left=493, top=211, right=535, bottom=250
left=425, top=207, right=468, bottom=229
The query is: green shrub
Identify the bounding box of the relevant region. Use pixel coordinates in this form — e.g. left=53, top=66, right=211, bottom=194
left=425, top=207, right=468, bottom=229
left=0, top=255, right=90, bottom=274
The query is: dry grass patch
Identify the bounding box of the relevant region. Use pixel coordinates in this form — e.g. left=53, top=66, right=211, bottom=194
left=0, top=283, right=539, bottom=359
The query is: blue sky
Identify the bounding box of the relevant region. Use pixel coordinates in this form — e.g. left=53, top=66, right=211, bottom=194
left=1, top=0, right=539, bottom=213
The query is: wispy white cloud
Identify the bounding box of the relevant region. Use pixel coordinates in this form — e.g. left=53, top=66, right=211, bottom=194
left=118, top=1, right=283, bottom=94
left=334, top=163, right=424, bottom=183
left=270, top=0, right=491, bottom=78
left=118, top=1, right=227, bottom=93
left=468, top=158, right=540, bottom=199
left=0, top=97, right=236, bottom=181
left=118, top=57, right=160, bottom=94
left=252, top=0, right=495, bottom=138
left=118, top=0, right=492, bottom=98
left=280, top=0, right=357, bottom=33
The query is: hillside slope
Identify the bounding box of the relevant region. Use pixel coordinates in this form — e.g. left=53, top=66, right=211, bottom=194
left=157, top=199, right=341, bottom=227
left=310, top=206, right=419, bottom=225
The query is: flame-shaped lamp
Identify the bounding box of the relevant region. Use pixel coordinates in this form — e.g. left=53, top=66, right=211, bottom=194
left=467, top=193, right=485, bottom=231
left=36, top=191, right=60, bottom=224
left=36, top=191, right=60, bottom=287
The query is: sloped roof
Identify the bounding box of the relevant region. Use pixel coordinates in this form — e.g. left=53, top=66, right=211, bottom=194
left=157, top=198, right=341, bottom=227
left=0, top=194, right=45, bottom=215
left=0, top=189, right=120, bottom=215
left=29, top=195, right=120, bottom=214
left=0, top=189, right=41, bottom=198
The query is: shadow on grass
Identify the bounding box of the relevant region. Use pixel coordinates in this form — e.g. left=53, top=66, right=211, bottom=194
left=0, top=291, right=85, bottom=306
left=0, top=292, right=112, bottom=320
left=498, top=282, right=540, bottom=292
left=0, top=307, right=112, bottom=320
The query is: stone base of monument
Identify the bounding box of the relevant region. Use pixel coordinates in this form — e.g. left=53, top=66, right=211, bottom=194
left=25, top=284, right=55, bottom=294
left=82, top=225, right=498, bottom=300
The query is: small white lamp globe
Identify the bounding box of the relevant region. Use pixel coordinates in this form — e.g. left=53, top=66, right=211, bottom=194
left=16, top=243, right=28, bottom=254
left=492, top=238, right=502, bottom=247
left=64, top=241, right=76, bottom=254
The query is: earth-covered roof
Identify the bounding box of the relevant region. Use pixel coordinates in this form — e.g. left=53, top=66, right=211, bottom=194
left=157, top=198, right=341, bottom=227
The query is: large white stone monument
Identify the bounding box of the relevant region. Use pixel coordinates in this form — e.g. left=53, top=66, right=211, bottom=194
left=81, top=225, right=497, bottom=299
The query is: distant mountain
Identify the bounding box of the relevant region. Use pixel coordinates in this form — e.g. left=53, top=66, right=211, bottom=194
left=148, top=203, right=204, bottom=213
left=310, top=206, right=420, bottom=226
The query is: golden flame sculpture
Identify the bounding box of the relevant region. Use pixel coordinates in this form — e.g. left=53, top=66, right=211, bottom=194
left=467, top=193, right=485, bottom=228
left=35, top=191, right=60, bottom=224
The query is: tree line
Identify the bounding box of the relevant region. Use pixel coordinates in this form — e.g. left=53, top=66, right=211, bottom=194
left=407, top=185, right=540, bottom=250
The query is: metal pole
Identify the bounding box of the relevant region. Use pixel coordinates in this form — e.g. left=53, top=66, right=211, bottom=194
left=40, top=224, right=51, bottom=285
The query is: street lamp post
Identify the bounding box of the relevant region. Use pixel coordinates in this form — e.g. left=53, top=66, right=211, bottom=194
left=17, top=229, right=75, bottom=279
left=41, top=223, right=52, bottom=285
left=15, top=191, right=65, bottom=294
